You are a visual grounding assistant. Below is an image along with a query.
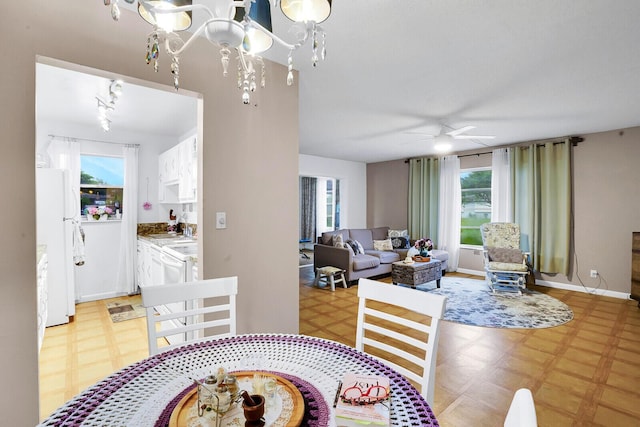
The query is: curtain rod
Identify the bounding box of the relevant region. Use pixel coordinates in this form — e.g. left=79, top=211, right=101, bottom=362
left=48, top=134, right=140, bottom=147
left=405, top=136, right=583, bottom=163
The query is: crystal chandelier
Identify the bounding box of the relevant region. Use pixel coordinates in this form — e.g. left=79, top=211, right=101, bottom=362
left=104, top=0, right=332, bottom=104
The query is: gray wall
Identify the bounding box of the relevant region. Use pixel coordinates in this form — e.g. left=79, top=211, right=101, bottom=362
left=366, top=159, right=408, bottom=229
left=1, top=1, right=299, bottom=424
left=366, top=127, right=640, bottom=295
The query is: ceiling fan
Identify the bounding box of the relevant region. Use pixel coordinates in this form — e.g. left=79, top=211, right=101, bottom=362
left=406, top=125, right=496, bottom=151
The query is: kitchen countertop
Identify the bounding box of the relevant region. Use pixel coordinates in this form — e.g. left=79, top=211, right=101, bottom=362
left=137, top=233, right=197, bottom=247
left=138, top=233, right=198, bottom=263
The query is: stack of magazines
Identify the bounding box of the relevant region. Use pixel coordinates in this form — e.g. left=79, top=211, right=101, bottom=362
left=334, top=373, right=390, bottom=426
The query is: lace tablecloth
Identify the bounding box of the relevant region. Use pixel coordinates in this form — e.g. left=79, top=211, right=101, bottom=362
left=39, top=334, right=439, bottom=426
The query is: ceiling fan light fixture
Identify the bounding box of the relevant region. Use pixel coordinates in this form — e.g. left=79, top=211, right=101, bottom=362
left=138, top=0, right=193, bottom=32
left=280, top=0, right=332, bottom=23
left=434, top=142, right=453, bottom=152
left=434, top=134, right=454, bottom=152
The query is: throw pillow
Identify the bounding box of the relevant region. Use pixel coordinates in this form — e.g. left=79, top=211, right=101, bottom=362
left=373, top=239, right=394, bottom=251
left=487, top=247, right=523, bottom=263
left=390, top=236, right=410, bottom=249
left=388, top=229, right=409, bottom=238
left=333, top=234, right=344, bottom=248
left=343, top=242, right=355, bottom=256
left=354, top=240, right=365, bottom=255
left=345, top=239, right=360, bottom=255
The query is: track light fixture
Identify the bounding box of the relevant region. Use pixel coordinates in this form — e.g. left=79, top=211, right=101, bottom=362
left=96, top=79, right=123, bottom=132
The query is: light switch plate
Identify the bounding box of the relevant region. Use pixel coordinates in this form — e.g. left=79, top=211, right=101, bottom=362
left=216, top=212, right=226, bottom=229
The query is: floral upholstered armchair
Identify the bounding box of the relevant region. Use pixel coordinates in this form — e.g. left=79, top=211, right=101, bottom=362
left=480, top=222, right=531, bottom=294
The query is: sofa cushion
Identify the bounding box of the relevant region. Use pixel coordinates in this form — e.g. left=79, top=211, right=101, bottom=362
left=349, top=229, right=374, bottom=250
left=365, top=250, right=400, bottom=264
left=488, top=261, right=528, bottom=272
left=332, top=234, right=344, bottom=247
left=321, top=229, right=349, bottom=246
left=373, top=239, right=394, bottom=251
left=370, top=226, right=390, bottom=241
left=388, top=229, right=409, bottom=238
left=352, top=254, right=381, bottom=271
left=487, top=247, right=522, bottom=263
left=389, top=236, right=410, bottom=249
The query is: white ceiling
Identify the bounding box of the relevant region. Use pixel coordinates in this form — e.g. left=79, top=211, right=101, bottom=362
left=37, top=1, right=640, bottom=162
left=36, top=62, right=197, bottom=139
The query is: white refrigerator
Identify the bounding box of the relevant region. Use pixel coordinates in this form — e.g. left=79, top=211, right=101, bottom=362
left=36, top=168, right=76, bottom=326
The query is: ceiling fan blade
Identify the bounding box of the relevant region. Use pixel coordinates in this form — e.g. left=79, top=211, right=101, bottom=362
left=452, top=134, right=496, bottom=140
left=446, top=125, right=476, bottom=137
left=403, top=131, right=436, bottom=137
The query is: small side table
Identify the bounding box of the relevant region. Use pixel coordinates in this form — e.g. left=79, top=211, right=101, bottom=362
left=313, top=266, right=347, bottom=291
left=392, top=259, right=442, bottom=289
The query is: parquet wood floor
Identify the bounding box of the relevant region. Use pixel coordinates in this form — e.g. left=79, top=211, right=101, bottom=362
left=298, top=267, right=640, bottom=426
left=40, top=269, right=640, bottom=426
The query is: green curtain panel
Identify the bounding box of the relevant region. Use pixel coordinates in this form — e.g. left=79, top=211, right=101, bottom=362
left=408, top=157, right=440, bottom=241
left=512, top=140, right=571, bottom=275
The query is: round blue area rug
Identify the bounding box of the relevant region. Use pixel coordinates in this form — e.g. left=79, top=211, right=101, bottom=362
left=404, top=277, right=574, bottom=329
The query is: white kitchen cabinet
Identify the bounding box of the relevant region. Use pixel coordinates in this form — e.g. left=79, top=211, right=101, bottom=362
left=137, top=239, right=149, bottom=288
left=37, top=252, right=48, bottom=353
left=136, top=238, right=158, bottom=289
left=159, top=144, right=180, bottom=184
left=158, top=135, right=197, bottom=204
left=178, top=135, right=197, bottom=202
left=149, top=244, right=164, bottom=286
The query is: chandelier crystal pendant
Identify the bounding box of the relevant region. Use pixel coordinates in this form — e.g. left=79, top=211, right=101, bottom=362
left=104, top=0, right=331, bottom=104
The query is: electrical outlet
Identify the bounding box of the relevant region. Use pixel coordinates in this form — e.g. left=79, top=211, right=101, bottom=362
left=590, top=269, right=598, bottom=278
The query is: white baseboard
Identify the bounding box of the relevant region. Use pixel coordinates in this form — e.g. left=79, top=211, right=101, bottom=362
left=453, top=268, right=630, bottom=300
left=534, top=279, right=630, bottom=300
left=76, top=291, right=128, bottom=304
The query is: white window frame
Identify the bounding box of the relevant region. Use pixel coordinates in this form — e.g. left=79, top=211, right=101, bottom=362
left=79, top=153, right=124, bottom=218
left=459, top=167, right=492, bottom=249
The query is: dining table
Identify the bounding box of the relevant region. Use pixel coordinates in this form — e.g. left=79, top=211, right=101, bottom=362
left=39, top=334, right=439, bottom=426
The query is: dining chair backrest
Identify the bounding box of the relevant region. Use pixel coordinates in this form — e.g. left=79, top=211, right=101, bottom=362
left=355, top=278, right=447, bottom=405
left=140, top=277, right=238, bottom=356
left=504, top=388, right=538, bottom=427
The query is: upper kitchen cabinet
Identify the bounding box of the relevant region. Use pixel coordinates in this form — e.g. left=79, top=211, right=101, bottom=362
left=159, top=143, right=180, bottom=184
left=178, top=135, right=197, bottom=203
left=158, top=135, right=197, bottom=204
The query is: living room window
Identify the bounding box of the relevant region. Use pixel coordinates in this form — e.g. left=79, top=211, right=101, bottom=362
left=460, top=168, right=491, bottom=246
left=316, top=177, right=340, bottom=234
left=80, top=154, right=124, bottom=217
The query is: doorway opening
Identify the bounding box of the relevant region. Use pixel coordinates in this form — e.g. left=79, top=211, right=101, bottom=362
left=35, top=57, right=202, bottom=419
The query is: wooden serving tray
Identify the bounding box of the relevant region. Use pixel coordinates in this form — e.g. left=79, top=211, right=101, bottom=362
left=169, top=371, right=304, bottom=427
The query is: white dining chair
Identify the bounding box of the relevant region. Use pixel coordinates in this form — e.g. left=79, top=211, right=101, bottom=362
left=355, top=278, right=447, bottom=405
left=504, top=388, right=538, bottom=427
left=140, top=277, right=238, bottom=356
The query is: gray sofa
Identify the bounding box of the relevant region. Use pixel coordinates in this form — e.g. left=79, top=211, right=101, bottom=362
left=313, top=226, right=449, bottom=283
